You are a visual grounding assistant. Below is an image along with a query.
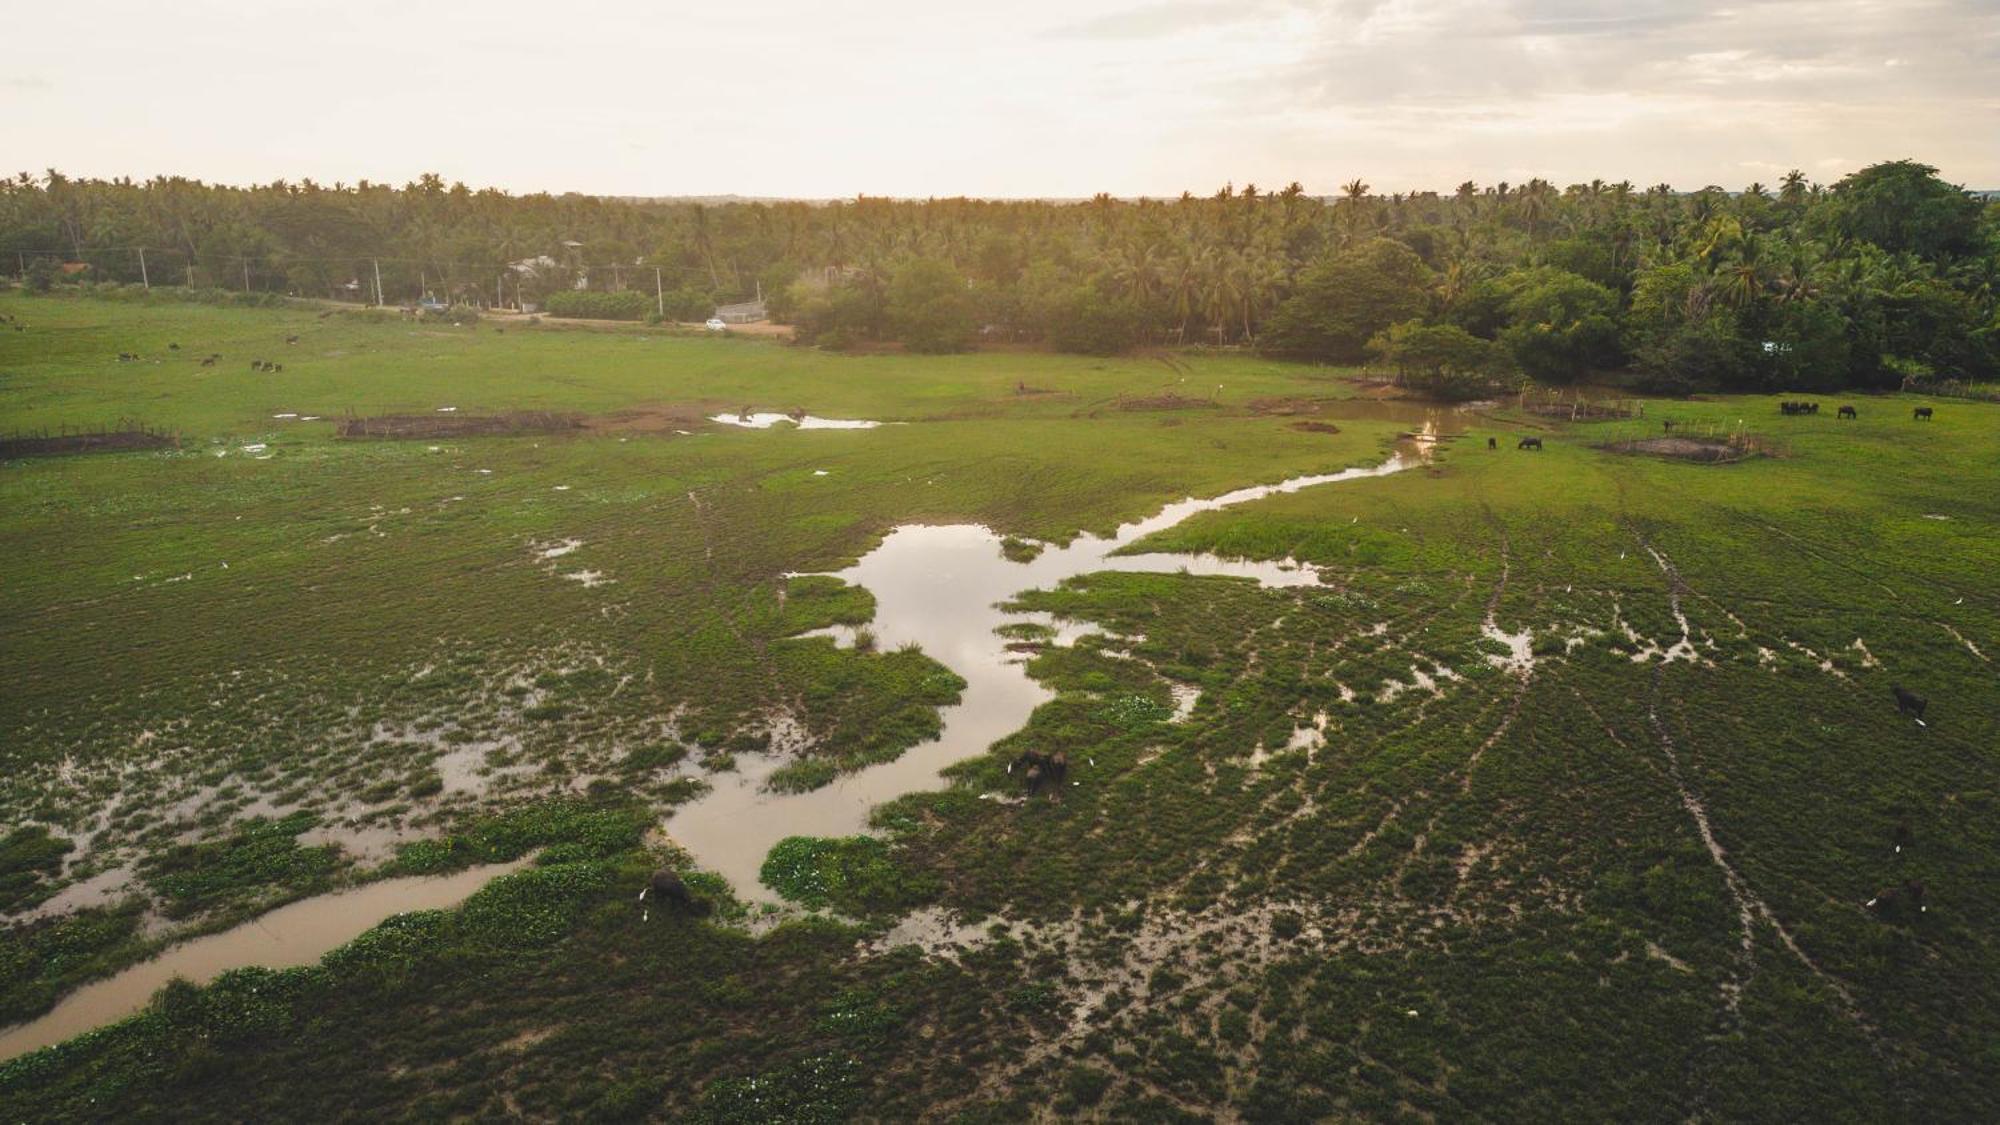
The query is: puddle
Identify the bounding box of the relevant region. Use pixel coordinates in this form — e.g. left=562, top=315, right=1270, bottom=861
left=0, top=861, right=526, bottom=1062
left=709, top=413, right=883, bottom=430
left=1319, top=401, right=1481, bottom=431
left=668, top=451, right=1415, bottom=898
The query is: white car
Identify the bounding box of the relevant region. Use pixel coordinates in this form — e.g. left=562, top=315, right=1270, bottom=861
left=704, top=317, right=728, bottom=332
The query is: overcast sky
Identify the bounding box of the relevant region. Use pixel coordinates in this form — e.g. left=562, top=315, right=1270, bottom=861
left=5, top=0, right=1996, bottom=197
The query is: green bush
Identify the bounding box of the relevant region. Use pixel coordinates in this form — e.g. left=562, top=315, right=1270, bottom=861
left=0, top=826, right=73, bottom=911
left=543, top=290, right=655, bottom=320
left=758, top=835, right=937, bottom=915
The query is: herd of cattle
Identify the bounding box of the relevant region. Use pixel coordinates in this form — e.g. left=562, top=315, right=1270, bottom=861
left=100, top=333, right=301, bottom=371
left=1782, top=400, right=1935, bottom=420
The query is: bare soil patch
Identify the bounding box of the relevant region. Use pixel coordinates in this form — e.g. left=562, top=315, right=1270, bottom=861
left=0, top=427, right=176, bottom=458
left=585, top=405, right=713, bottom=433
left=1290, top=421, right=1342, bottom=435
left=336, top=412, right=583, bottom=440
left=1600, top=436, right=1764, bottom=463
left=1112, top=393, right=1216, bottom=412
left=1250, top=396, right=1335, bottom=416
left=1522, top=398, right=1643, bottom=421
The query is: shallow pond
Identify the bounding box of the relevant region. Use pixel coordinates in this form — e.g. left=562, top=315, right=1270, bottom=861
left=667, top=449, right=1418, bottom=897
left=0, top=861, right=524, bottom=1062
left=708, top=413, right=883, bottom=430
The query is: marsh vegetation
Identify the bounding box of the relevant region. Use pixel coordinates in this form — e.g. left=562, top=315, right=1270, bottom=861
left=0, top=287, right=1995, bottom=1120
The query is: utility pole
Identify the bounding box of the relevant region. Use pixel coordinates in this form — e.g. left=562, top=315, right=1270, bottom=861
left=185, top=262, right=195, bottom=287
left=497, top=273, right=504, bottom=309
left=655, top=267, right=665, bottom=319
left=242, top=258, right=251, bottom=292
left=138, top=247, right=150, bottom=290
left=373, top=259, right=385, bottom=307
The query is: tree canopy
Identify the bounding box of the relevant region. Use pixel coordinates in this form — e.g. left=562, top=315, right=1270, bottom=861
left=3, top=162, right=1995, bottom=389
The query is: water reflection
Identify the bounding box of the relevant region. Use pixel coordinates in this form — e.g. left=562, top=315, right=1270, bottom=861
left=0, top=861, right=525, bottom=1062
left=668, top=451, right=1416, bottom=898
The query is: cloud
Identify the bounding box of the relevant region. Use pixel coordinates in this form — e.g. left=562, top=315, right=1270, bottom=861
left=1043, top=0, right=1291, bottom=40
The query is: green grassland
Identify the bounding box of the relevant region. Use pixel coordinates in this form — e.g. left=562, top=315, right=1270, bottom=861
left=2, top=291, right=1997, bottom=1120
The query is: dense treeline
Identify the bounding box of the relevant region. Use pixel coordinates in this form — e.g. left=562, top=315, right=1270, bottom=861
left=3, top=163, right=1995, bottom=389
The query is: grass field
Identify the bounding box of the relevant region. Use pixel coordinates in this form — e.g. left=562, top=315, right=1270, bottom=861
left=2, top=290, right=1997, bottom=1120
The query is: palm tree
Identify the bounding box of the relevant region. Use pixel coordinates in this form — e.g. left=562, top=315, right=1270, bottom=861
left=1778, top=170, right=1809, bottom=208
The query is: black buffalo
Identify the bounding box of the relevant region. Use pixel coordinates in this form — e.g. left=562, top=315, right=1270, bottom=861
left=1517, top=436, right=1543, bottom=450
left=1838, top=405, right=1857, bottom=419
left=1867, top=880, right=1927, bottom=921
left=1010, top=748, right=1070, bottom=799
left=1913, top=406, right=1934, bottom=420
left=1892, top=684, right=1928, bottom=722
left=638, top=867, right=708, bottom=917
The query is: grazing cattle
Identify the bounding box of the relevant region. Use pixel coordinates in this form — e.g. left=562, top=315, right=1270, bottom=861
left=1517, top=436, right=1543, bottom=450
left=637, top=867, right=707, bottom=918
left=1838, top=405, right=1857, bottom=419
left=1892, top=821, right=1914, bottom=855
left=285, top=335, right=299, bottom=345
left=199, top=357, right=215, bottom=367
left=250, top=359, right=261, bottom=370
left=169, top=342, right=180, bottom=350
left=1040, top=752, right=1070, bottom=798
left=1892, top=685, right=1928, bottom=722
left=788, top=407, right=807, bottom=422
left=738, top=405, right=754, bottom=421
left=1487, top=436, right=1498, bottom=450
left=1662, top=420, right=1677, bottom=432
left=273, top=363, right=284, bottom=373
left=1011, top=748, right=1070, bottom=797
left=1866, top=879, right=1927, bottom=921
left=1913, top=406, right=1934, bottom=421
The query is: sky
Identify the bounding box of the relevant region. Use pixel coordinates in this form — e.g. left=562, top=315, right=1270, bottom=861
left=4, top=0, right=1996, bottom=198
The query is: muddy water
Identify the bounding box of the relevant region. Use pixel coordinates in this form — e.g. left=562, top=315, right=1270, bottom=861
left=708, top=413, right=883, bottom=430
left=668, top=451, right=1417, bottom=898
left=0, top=861, right=525, bottom=1062
left=1316, top=399, right=1483, bottom=431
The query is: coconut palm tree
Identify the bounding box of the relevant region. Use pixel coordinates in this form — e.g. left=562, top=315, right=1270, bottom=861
left=1779, top=170, right=1809, bottom=208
